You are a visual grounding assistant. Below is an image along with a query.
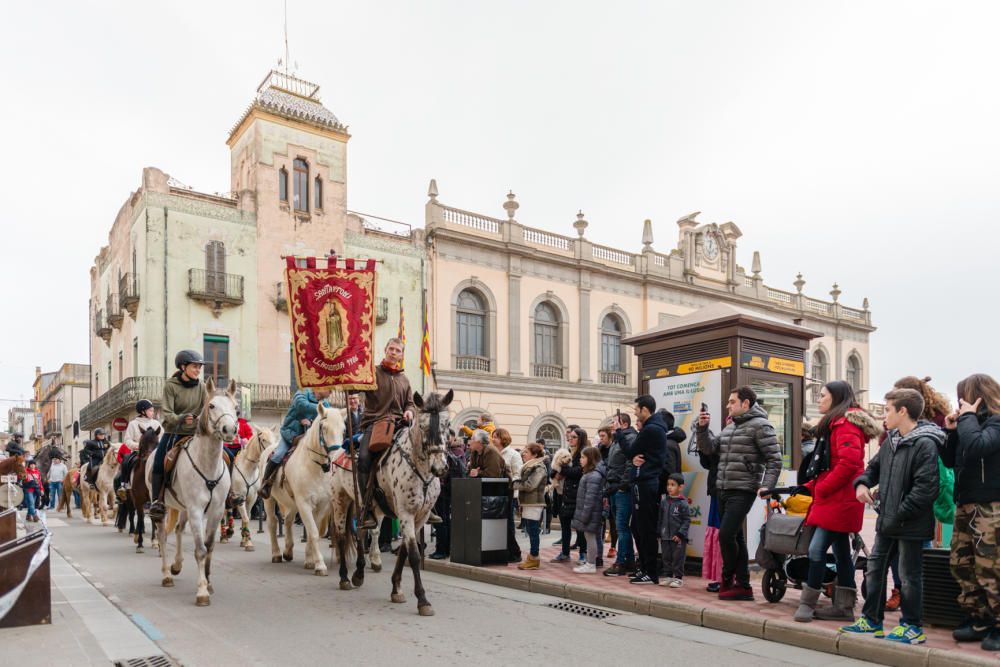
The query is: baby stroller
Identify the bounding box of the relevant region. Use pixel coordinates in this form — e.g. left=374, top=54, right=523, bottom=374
left=757, top=487, right=870, bottom=603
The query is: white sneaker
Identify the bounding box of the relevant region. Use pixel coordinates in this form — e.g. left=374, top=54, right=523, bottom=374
left=658, top=577, right=674, bottom=587
left=573, top=563, right=597, bottom=574
left=669, top=578, right=684, bottom=588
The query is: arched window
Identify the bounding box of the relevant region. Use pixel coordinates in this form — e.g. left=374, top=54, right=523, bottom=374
left=600, top=314, right=625, bottom=384
left=846, top=354, right=862, bottom=393
left=533, top=302, right=561, bottom=379
left=810, top=348, right=828, bottom=402
left=278, top=167, right=288, bottom=202
left=456, top=289, right=488, bottom=371
left=314, top=176, right=323, bottom=210
left=293, top=158, right=308, bottom=212
left=535, top=423, right=563, bottom=454
left=205, top=241, right=226, bottom=294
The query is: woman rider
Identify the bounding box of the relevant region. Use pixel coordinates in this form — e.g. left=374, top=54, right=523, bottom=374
left=149, top=350, right=208, bottom=521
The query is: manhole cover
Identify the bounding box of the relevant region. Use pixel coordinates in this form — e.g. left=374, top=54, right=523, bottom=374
left=546, top=601, right=618, bottom=620
left=114, top=656, right=179, bottom=667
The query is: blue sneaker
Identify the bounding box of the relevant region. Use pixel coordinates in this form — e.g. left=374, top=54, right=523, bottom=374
left=550, top=553, right=570, bottom=563
left=885, top=624, right=926, bottom=645
left=840, top=617, right=884, bottom=637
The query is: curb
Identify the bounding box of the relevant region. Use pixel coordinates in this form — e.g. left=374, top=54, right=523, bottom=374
left=423, top=559, right=992, bottom=667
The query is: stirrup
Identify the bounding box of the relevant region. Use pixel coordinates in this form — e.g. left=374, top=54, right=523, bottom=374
left=428, top=511, right=443, bottom=525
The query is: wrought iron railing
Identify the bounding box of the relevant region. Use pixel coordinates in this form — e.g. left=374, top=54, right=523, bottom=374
left=188, top=269, right=244, bottom=304
left=94, top=310, right=111, bottom=340
left=532, top=363, right=564, bottom=380
left=107, top=294, right=123, bottom=328
left=456, top=356, right=491, bottom=372
left=119, top=273, right=140, bottom=315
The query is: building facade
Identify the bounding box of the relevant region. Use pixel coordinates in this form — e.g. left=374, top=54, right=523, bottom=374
left=32, top=364, right=91, bottom=461
left=424, top=184, right=875, bottom=450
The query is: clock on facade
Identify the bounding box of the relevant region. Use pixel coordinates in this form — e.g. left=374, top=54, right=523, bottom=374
left=702, top=233, right=720, bottom=261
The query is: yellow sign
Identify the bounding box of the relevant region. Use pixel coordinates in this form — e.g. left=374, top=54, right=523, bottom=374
left=656, top=368, right=670, bottom=378
left=745, top=355, right=766, bottom=370
left=767, top=357, right=805, bottom=376
left=677, top=356, right=732, bottom=374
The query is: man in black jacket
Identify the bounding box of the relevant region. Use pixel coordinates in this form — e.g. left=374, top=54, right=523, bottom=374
left=604, top=414, right=638, bottom=576
left=843, top=388, right=941, bottom=644
left=624, top=395, right=668, bottom=585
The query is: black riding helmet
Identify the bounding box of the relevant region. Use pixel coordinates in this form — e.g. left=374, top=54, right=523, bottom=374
left=94, top=427, right=107, bottom=437
left=174, top=349, right=204, bottom=370
left=136, top=399, right=154, bottom=415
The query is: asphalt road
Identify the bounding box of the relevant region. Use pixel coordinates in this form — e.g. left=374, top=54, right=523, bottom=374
left=22, top=511, right=874, bottom=666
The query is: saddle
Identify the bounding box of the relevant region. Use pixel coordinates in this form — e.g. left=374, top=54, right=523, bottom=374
left=331, top=449, right=353, bottom=472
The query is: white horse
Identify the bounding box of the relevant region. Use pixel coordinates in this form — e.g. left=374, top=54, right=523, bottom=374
left=259, top=404, right=344, bottom=576
left=330, top=390, right=451, bottom=615
left=81, top=447, right=118, bottom=526
left=229, top=426, right=275, bottom=552
left=146, top=378, right=237, bottom=606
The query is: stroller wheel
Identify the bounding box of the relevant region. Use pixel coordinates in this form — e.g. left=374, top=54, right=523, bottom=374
left=762, top=569, right=787, bottom=603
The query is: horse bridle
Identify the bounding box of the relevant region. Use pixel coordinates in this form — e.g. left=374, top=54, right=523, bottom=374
left=304, top=414, right=342, bottom=473
left=392, top=410, right=446, bottom=502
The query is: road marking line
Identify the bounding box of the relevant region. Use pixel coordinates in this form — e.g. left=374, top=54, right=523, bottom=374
left=129, top=613, right=165, bottom=641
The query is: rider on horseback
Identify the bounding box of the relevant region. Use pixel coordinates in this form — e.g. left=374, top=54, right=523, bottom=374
left=80, top=428, right=109, bottom=483
left=149, top=349, right=208, bottom=522
left=357, top=338, right=415, bottom=529
left=117, top=399, right=161, bottom=501
left=258, top=388, right=333, bottom=500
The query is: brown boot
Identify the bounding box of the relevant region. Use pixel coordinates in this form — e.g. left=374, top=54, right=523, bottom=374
left=518, top=555, right=540, bottom=570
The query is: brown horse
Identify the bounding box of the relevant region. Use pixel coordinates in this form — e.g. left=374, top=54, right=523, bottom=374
left=58, top=467, right=78, bottom=517
left=0, top=455, right=26, bottom=477
left=129, top=426, right=160, bottom=553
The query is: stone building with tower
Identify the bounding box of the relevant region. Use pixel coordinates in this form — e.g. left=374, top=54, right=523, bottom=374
left=424, top=183, right=875, bottom=451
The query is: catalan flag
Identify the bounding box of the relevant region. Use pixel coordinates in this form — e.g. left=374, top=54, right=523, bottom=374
left=420, top=305, right=431, bottom=377
left=397, top=297, right=405, bottom=369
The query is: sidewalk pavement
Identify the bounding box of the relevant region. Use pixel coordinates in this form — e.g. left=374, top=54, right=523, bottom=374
left=2, top=512, right=167, bottom=666
left=425, top=535, right=999, bottom=667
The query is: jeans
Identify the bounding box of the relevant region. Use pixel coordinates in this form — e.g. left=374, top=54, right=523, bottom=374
left=806, top=526, right=855, bottom=589
left=524, top=518, right=541, bottom=556
left=631, top=480, right=661, bottom=581
left=585, top=531, right=600, bottom=565
left=48, top=482, right=62, bottom=509
left=612, top=491, right=635, bottom=565
left=718, top=490, right=756, bottom=588
left=269, top=436, right=293, bottom=464
left=862, top=534, right=925, bottom=626
left=152, top=432, right=186, bottom=478
left=24, top=490, right=37, bottom=517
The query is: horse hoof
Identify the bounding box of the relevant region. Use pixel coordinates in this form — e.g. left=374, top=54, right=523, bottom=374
left=304, top=561, right=315, bottom=570
left=339, top=580, right=353, bottom=590
left=351, top=574, right=365, bottom=588
left=170, top=564, right=182, bottom=576
left=391, top=593, right=406, bottom=604
left=196, top=595, right=210, bottom=607
left=272, top=556, right=283, bottom=563
left=314, top=569, right=328, bottom=577
left=418, top=605, right=435, bottom=617
left=372, top=563, right=382, bottom=573
left=282, top=553, right=293, bottom=562
left=136, top=547, right=144, bottom=554
left=220, top=537, right=229, bottom=544
left=244, top=545, right=255, bottom=552
left=162, top=577, right=174, bottom=587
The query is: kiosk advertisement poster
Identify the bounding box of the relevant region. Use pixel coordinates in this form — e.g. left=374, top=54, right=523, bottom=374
left=648, top=370, right=723, bottom=558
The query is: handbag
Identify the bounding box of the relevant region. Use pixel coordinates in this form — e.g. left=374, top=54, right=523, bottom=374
left=369, top=419, right=395, bottom=453
left=763, top=512, right=816, bottom=556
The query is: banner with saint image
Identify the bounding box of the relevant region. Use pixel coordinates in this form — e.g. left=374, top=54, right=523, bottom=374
left=284, top=256, right=377, bottom=390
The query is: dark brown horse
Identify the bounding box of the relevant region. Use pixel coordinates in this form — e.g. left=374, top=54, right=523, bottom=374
left=0, top=455, right=26, bottom=477
left=128, top=426, right=160, bottom=553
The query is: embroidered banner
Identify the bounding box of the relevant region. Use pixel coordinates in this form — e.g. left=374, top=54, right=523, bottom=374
left=284, top=256, right=377, bottom=390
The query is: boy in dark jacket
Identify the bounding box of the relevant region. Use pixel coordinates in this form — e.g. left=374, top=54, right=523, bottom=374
left=842, top=388, right=942, bottom=645
left=657, top=473, right=690, bottom=588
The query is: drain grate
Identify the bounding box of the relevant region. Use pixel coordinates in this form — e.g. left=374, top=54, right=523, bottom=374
left=114, top=656, right=179, bottom=667
left=546, top=601, right=618, bottom=620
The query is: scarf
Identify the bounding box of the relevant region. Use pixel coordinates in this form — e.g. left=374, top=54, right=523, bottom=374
left=172, top=370, right=200, bottom=388
left=380, top=359, right=403, bottom=374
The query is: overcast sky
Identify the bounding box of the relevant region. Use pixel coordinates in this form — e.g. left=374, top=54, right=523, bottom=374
left=1, top=1, right=997, bottom=427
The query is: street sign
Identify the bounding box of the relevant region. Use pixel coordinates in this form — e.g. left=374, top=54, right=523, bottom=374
left=112, top=418, right=129, bottom=432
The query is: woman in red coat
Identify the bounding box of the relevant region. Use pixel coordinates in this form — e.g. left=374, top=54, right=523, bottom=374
left=794, top=380, right=881, bottom=622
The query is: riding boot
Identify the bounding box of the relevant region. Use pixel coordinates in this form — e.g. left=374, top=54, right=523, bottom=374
left=428, top=511, right=443, bottom=524
left=149, top=471, right=165, bottom=521
left=358, top=469, right=378, bottom=530
left=258, top=459, right=280, bottom=500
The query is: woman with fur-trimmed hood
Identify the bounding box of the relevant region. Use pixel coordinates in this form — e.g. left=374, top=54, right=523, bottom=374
left=794, top=380, right=882, bottom=623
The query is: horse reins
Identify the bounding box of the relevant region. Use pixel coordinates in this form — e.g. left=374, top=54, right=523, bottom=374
left=390, top=410, right=445, bottom=503
left=181, top=443, right=227, bottom=515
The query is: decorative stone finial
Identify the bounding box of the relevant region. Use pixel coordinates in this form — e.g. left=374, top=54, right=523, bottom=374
left=503, top=190, right=519, bottom=221
left=751, top=251, right=762, bottom=278
left=642, top=219, right=653, bottom=248
left=862, top=297, right=870, bottom=312
left=793, top=273, right=805, bottom=294
left=573, top=210, right=588, bottom=238
left=427, top=179, right=438, bottom=201
left=830, top=283, right=841, bottom=303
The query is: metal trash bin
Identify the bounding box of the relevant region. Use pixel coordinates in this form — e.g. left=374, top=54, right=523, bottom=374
left=450, top=478, right=510, bottom=566
left=922, top=547, right=964, bottom=628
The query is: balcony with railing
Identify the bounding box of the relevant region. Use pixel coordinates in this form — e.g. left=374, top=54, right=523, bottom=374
left=376, top=297, right=389, bottom=324
left=532, top=363, right=564, bottom=380
left=94, top=310, right=111, bottom=343
left=455, top=356, right=491, bottom=373
left=599, top=370, right=627, bottom=386
left=119, top=273, right=140, bottom=317
left=43, top=417, right=62, bottom=437
left=107, top=294, right=123, bottom=329
left=188, top=269, right=245, bottom=310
